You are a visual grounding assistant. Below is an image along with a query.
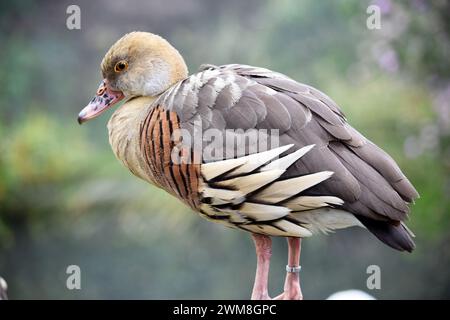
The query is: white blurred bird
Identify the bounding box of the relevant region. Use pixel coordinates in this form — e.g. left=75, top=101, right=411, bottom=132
left=327, top=289, right=375, bottom=300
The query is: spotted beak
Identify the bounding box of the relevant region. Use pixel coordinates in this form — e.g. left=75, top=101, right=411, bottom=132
left=78, top=80, right=124, bottom=124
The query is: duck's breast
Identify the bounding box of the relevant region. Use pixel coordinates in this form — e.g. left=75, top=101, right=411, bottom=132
left=108, top=96, right=158, bottom=183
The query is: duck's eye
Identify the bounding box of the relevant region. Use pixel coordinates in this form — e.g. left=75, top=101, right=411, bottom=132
left=114, top=60, right=128, bottom=73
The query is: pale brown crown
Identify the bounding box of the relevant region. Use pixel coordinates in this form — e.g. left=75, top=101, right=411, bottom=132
left=100, top=31, right=188, bottom=95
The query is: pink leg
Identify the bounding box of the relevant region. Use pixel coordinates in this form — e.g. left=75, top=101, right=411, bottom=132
left=251, top=233, right=272, bottom=300
left=274, top=237, right=303, bottom=300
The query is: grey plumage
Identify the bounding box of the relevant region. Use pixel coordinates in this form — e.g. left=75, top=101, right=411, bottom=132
left=153, top=63, right=419, bottom=252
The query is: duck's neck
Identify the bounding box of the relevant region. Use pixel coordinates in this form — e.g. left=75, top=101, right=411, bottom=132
left=107, top=59, right=188, bottom=183
left=107, top=96, right=156, bottom=181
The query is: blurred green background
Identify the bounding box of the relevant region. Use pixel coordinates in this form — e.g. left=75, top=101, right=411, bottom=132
left=0, top=0, right=449, bottom=299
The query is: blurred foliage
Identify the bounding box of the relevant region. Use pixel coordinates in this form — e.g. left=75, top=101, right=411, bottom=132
left=0, top=0, right=449, bottom=299
left=383, top=0, right=450, bottom=83
left=0, top=112, right=92, bottom=248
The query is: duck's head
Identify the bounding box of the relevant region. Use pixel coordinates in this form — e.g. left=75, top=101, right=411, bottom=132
left=78, top=31, right=188, bottom=124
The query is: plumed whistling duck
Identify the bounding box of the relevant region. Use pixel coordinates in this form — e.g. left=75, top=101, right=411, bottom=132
left=78, top=32, right=418, bottom=300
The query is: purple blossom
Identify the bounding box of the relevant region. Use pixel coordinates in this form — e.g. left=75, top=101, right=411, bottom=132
left=377, top=48, right=399, bottom=73
left=373, top=0, right=392, bottom=15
